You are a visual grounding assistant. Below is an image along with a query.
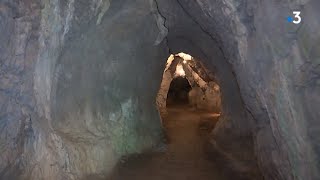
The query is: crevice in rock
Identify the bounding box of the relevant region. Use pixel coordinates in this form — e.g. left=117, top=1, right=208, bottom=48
left=153, top=0, right=171, bottom=54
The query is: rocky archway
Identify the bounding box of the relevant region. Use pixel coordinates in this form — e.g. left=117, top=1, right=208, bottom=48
left=156, top=53, right=221, bottom=118
left=166, top=76, right=191, bottom=105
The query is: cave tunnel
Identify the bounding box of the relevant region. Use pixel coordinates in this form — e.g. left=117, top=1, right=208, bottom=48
left=166, top=76, right=191, bottom=106
left=1, top=0, right=320, bottom=180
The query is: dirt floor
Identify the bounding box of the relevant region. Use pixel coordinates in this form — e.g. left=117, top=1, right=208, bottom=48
left=110, top=105, right=250, bottom=180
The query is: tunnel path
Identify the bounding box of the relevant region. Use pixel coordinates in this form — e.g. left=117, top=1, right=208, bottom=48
left=110, top=105, right=241, bottom=180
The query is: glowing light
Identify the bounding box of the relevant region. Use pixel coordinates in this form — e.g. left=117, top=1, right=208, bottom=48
left=164, top=54, right=174, bottom=71
left=209, top=113, right=221, bottom=118
left=177, top=52, right=192, bottom=61
left=175, top=64, right=185, bottom=77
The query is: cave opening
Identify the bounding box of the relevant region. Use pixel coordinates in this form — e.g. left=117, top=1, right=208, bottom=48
left=110, top=53, right=232, bottom=179
left=158, top=53, right=224, bottom=150
left=156, top=53, right=222, bottom=118
left=166, top=76, right=191, bottom=106
left=1, top=1, right=318, bottom=180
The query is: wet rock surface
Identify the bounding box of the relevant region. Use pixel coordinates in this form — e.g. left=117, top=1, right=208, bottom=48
left=110, top=106, right=261, bottom=180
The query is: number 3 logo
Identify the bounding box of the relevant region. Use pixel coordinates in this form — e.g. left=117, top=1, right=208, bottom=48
left=293, top=11, right=301, bottom=24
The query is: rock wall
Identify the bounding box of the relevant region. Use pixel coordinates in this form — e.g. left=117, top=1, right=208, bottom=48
left=156, top=0, right=320, bottom=179
left=156, top=55, right=175, bottom=117
left=1, top=0, right=168, bottom=179
left=0, top=0, right=319, bottom=179
left=0, top=0, right=41, bottom=179
left=188, top=82, right=221, bottom=112
left=156, top=0, right=258, bottom=177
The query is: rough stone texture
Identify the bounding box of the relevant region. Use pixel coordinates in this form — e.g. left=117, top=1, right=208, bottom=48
left=156, top=55, right=220, bottom=116
left=156, top=0, right=259, bottom=177
left=0, top=0, right=319, bottom=179
left=188, top=82, right=221, bottom=112
left=1, top=0, right=167, bottom=179
left=156, top=0, right=320, bottom=179
left=0, top=0, right=41, bottom=179
left=156, top=55, right=175, bottom=117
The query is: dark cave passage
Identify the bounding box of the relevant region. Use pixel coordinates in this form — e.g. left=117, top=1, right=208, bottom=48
left=109, top=54, right=259, bottom=180
left=1, top=0, right=319, bottom=180
left=166, top=77, right=191, bottom=106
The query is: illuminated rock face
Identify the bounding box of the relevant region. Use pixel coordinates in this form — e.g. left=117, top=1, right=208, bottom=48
left=156, top=54, right=221, bottom=116
left=188, top=82, right=221, bottom=112
left=0, top=0, right=320, bottom=179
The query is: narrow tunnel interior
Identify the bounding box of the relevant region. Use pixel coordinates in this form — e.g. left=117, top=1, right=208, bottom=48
left=109, top=54, right=246, bottom=180
left=166, top=76, right=191, bottom=106
left=1, top=0, right=319, bottom=180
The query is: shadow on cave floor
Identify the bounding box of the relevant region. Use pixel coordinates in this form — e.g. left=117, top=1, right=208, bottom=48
left=109, top=105, right=250, bottom=180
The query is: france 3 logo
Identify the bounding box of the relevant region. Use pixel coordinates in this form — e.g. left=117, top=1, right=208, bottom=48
left=287, top=11, right=301, bottom=24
